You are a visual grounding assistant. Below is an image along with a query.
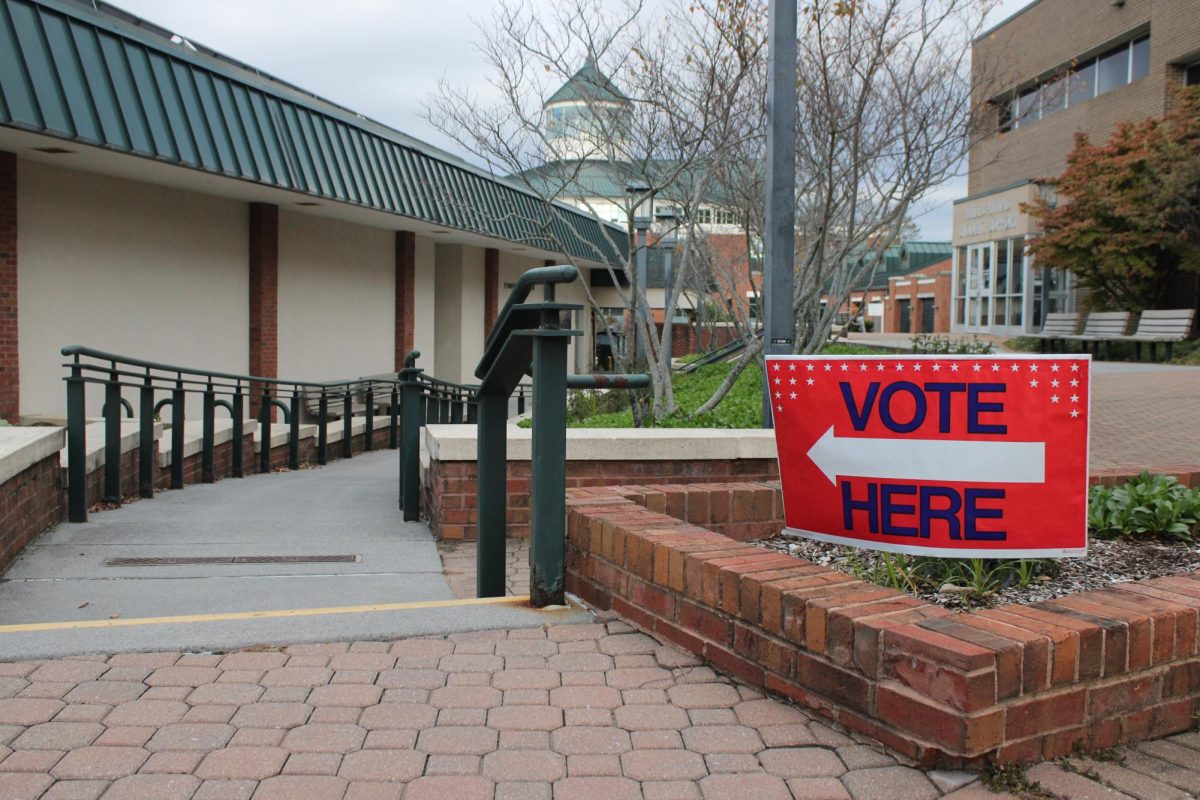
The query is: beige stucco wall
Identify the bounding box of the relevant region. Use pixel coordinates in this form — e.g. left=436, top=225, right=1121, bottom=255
left=17, top=160, right=248, bottom=417
left=433, top=244, right=487, bottom=384
left=277, top=211, right=394, bottom=382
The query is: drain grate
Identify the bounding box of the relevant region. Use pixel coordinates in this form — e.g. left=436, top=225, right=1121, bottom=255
left=105, top=555, right=361, bottom=567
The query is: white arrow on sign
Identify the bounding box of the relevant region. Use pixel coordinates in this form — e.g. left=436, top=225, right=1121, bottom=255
left=806, top=426, right=1045, bottom=486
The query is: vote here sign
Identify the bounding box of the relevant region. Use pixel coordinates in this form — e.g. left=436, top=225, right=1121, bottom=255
left=767, top=355, right=1090, bottom=558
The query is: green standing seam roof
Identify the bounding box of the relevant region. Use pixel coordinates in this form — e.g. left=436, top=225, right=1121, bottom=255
left=0, top=0, right=627, bottom=266
left=544, top=58, right=630, bottom=107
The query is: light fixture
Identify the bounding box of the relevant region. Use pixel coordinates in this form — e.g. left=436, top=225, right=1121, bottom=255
left=32, top=146, right=73, bottom=154
left=296, top=201, right=321, bottom=207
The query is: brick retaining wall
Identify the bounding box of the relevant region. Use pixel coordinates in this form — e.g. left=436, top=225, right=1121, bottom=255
left=425, top=458, right=779, bottom=541
left=565, top=481, right=1200, bottom=766
left=0, top=450, right=60, bottom=572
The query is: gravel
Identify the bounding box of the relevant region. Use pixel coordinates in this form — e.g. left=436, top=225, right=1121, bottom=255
left=750, top=532, right=1200, bottom=609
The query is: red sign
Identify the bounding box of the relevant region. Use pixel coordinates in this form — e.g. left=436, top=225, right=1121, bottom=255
left=767, top=355, right=1090, bottom=558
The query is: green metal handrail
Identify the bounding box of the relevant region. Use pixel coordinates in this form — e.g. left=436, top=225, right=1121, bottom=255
left=61, top=345, right=406, bottom=522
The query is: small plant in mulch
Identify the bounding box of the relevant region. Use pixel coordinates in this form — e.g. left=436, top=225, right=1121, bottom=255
left=982, top=762, right=1063, bottom=800
left=754, top=472, right=1200, bottom=610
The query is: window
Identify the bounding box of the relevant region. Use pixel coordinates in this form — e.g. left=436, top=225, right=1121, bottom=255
left=1131, top=36, right=1150, bottom=82
left=1000, top=35, right=1150, bottom=133
left=1097, top=46, right=1129, bottom=94
left=714, top=209, right=738, bottom=225
left=695, top=208, right=713, bottom=224
left=1186, top=61, right=1200, bottom=86
left=1067, top=60, right=1096, bottom=107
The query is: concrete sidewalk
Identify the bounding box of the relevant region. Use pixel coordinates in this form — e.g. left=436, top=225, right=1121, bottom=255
left=1, top=619, right=1191, bottom=800
left=0, top=452, right=589, bottom=659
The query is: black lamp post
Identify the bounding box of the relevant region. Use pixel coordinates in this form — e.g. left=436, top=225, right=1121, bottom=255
left=655, top=206, right=679, bottom=362
left=626, top=181, right=653, bottom=363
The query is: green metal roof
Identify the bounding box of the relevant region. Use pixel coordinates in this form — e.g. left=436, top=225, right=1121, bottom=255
left=0, top=0, right=626, bottom=266
left=514, top=158, right=738, bottom=210
left=544, top=58, right=630, bottom=107
left=846, top=241, right=951, bottom=292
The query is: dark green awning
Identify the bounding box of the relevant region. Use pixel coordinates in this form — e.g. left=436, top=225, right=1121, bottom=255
left=0, top=0, right=627, bottom=266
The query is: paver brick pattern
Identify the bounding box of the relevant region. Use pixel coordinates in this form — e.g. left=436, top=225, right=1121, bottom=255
left=0, top=620, right=1192, bottom=799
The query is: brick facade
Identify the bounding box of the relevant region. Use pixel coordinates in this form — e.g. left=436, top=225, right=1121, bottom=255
left=424, top=457, right=779, bottom=541
left=248, top=203, right=278, bottom=417
left=395, top=230, right=416, bottom=370
left=0, top=451, right=60, bottom=573
left=0, top=151, right=17, bottom=422
left=566, top=481, right=1200, bottom=765
left=883, top=259, right=952, bottom=334
left=484, top=247, right=499, bottom=340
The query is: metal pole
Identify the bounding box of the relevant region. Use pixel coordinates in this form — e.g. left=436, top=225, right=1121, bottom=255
left=364, top=387, right=375, bottom=451
left=104, top=370, right=122, bottom=504
left=201, top=383, right=215, bottom=483
left=342, top=389, right=353, bottom=459
left=231, top=389, right=245, bottom=478
left=317, top=391, right=329, bottom=465
left=662, top=242, right=675, bottom=362
left=288, top=388, right=300, bottom=470
left=170, top=382, right=185, bottom=489
left=529, top=335, right=569, bottom=608
left=634, top=218, right=650, bottom=363
left=400, top=376, right=422, bottom=521
left=761, top=0, right=798, bottom=429
left=476, top=393, right=508, bottom=598
left=66, top=363, right=87, bottom=522
left=138, top=376, right=155, bottom=499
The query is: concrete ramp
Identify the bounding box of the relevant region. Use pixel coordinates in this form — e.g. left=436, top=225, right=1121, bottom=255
left=0, top=450, right=590, bottom=659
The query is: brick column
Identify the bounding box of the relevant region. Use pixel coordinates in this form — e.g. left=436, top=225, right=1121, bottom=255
left=395, top=231, right=415, bottom=371
left=248, top=203, right=278, bottom=418
left=0, top=152, right=17, bottom=423
left=483, top=247, right=499, bottom=340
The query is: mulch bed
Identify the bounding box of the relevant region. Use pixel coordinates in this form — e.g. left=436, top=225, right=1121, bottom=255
left=751, top=532, right=1200, bottom=610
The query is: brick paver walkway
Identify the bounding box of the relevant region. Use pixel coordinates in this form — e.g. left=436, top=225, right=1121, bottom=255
left=1090, top=367, right=1200, bottom=479
left=439, top=541, right=531, bottom=600
left=7, top=620, right=1197, bottom=799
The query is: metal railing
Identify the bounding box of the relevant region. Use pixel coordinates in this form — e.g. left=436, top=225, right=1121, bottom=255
left=61, top=345, right=409, bottom=523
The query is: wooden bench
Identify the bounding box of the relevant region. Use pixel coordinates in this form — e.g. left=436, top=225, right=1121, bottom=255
left=1027, top=311, right=1079, bottom=353
left=1064, top=311, right=1132, bottom=360
left=1117, top=309, right=1196, bottom=361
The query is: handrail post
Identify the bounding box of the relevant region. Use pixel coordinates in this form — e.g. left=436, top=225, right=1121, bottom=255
left=400, top=369, right=423, bottom=520
left=289, top=387, right=300, bottom=470
left=364, top=386, right=375, bottom=451
left=258, top=386, right=272, bottom=474
left=104, top=367, right=122, bottom=504
left=66, top=361, right=87, bottom=522
left=231, top=386, right=245, bottom=478
left=450, top=388, right=464, bottom=424
left=317, top=390, right=329, bottom=465
left=389, top=386, right=399, bottom=449
left=138, top=372, right=155, bottom=499
left=529, top=334, right=569, bottom=607
left=476, top=393, right=508, bottom=597
left=170, top=379, right=185, bottom=490
left=342, top=388, right=353, bottom=459
left=201, top=381, right=216, bottom=483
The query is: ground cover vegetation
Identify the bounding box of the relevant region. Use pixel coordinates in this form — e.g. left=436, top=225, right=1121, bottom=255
left=757, top=473, right=1200, bottom=608
left=1025, top=87, right=1200, bottom=312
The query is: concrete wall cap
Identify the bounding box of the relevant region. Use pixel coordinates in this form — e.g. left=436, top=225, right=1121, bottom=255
left=0, top=427, right=66, bottom=485
left=425, top=424, right=778, bottom=462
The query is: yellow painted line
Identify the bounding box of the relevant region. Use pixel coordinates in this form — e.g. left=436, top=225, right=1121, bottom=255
left=0, top=595, right=534, bottom=634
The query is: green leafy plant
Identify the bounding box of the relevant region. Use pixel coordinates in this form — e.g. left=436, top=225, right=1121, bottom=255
left=1088, top=472, right=1200, bottom=541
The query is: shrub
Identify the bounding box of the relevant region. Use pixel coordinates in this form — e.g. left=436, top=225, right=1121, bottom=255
left=1089, top=472, right=1199, bottom=541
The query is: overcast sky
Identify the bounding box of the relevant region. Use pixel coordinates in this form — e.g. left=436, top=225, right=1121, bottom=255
left=111, top=0, right=1032, bottom=241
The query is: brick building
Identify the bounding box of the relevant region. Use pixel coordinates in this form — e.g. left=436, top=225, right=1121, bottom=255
left=952, top=0, right=1200, bottom=336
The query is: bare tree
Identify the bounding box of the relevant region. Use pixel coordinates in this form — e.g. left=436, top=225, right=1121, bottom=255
left=424, top=0, right=766, bottom=424
left=785, top=0, right=998, bottom=352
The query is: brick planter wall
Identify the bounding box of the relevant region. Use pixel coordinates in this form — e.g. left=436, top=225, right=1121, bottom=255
left=0, top=450, right=61, bottom=572
left=425, top=457, right=779, bottom=541
left=565, top=481, right=1200, bottom=766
